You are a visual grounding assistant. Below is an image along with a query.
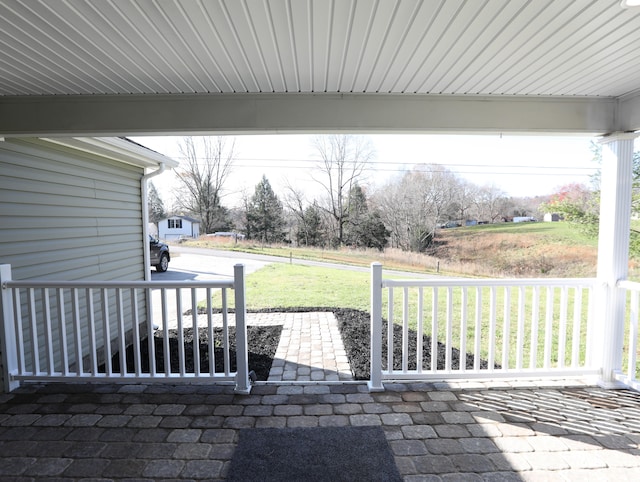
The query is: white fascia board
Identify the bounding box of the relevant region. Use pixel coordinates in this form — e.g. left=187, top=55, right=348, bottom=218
left=617, top=90, right=640, bottom=133
left=41, top=137, right=179, bottom=170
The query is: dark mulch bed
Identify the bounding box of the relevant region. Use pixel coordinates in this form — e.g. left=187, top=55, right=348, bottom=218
left=106, top=325, right=281, bottom=381
left=333, top=307, right=496, bottom=379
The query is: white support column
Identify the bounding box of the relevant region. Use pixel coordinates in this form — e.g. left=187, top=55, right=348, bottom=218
left=596, top=133, right=637, bottom=388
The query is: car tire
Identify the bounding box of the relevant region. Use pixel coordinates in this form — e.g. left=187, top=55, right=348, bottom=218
left=156, top=253, right=169, bottom=272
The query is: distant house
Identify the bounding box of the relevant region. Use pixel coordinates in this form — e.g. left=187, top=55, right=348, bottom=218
left=544, top=213, right=561, bottom=222
left=158, top=215, right=200, bottom=241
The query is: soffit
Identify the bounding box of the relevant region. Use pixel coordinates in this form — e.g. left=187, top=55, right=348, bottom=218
left=1, top=0, right=639, bottom=98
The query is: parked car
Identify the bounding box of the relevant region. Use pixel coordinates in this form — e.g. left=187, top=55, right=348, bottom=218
left=149, top=235, right=170, bottom=272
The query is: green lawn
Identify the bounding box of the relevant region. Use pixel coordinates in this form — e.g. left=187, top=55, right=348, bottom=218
left=209, top=263, right=596, bottom=371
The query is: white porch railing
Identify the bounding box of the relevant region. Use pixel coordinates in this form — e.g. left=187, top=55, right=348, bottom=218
left=615, top=280, right=640, bottom=391
left=369, top=263, right=600, bottom=391
left=0, top=264, right=250, bottom=394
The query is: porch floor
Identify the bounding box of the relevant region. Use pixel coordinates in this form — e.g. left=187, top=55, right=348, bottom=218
left=1, top=379, right=640, bottom=481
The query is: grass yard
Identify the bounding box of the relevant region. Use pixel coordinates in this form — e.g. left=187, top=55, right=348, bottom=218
left=206, top=263, right=595, bottom=371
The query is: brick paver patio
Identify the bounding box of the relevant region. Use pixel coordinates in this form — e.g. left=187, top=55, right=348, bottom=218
left=1, top=381, right=640, bottom=480
left=1, top=312, right=640, bottom=480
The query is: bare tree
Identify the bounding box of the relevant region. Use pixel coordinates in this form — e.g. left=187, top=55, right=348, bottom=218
left=311, top=135, right=375, bottom=245
left=475, top=184, right=509, bottom=222
left=173, top=136, right=235, bottom=234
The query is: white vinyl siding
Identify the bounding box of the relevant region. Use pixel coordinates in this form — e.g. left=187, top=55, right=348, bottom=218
left=0, top=138, right=148, bottom=380
left=0, top=138, right=145, bottom=281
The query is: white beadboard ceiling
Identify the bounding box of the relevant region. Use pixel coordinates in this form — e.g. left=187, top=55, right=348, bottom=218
left=1, top=0, right=639, bottom=98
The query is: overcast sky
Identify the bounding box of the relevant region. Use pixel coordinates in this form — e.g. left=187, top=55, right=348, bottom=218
left=131, top=133, right=608, bottom=209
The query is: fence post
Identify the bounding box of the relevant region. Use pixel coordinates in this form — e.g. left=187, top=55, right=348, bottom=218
left=368, top=263, right=384, bottom=392
left=233, top=264, right=251, bottom=394
left=0, top=265, right=20, bottom=392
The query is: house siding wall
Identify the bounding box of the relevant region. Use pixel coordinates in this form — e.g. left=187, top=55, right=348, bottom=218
left=0, top=138, right=145, bottom=280
left=0, top=138, right=147, bottom=385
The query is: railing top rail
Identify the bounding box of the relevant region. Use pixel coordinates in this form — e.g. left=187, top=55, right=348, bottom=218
left=617, top=279, right=640, bottom=291
left=2, top=279, right=235, bottom=290
left=381, top=277, right=598, bottom=288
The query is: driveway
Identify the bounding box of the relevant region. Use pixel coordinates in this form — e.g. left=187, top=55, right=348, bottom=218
left=150, top=248, right=271, bottom=329
left=151, top=246, right=270, bottom=281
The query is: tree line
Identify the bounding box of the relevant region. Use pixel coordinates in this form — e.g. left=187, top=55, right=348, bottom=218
left=148, top=135, right=550, bottom=252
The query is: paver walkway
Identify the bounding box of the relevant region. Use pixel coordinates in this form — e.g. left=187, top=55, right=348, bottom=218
left=160, top=311, right=353, bottom=382
left=249, top=312, right=352, bottom=382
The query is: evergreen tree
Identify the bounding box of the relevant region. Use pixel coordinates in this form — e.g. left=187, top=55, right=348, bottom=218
left=147, top=181, right=165, bottom=227
left=344, top=184, right=390, bottom=250
left=297, top=202, right=325, bottom=246
left=245, top=175, right=285, bottom=243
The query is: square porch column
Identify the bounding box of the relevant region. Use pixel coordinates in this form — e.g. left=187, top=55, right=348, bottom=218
left=596, top=132, right=637, bottom=388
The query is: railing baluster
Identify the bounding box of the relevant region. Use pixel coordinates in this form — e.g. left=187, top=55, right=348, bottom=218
left=56, top=288, right=69, bottom=376
left=530, top=286, right=540, bottom=369
left=101, top=288, right=112, bottom=376
left=43, top=288, right=54, bottom=375
left=147, top=287, right=157, bottom=377
left=388, top=288, right=394, bottom=372
left=516, top=286, right=525, bottom=370
left=586, top=285, right=595, bottom=367
left=445, top=287, right=453, bottom=371
left=27, top=288, right=40, bottom=375
left=192, top=288, right=200, bottom=377
left=629, top=290, right=638, bottom=381
left=502, top=287, right=511, bottom=370
left=87, top=288, right=98, bottom=375
left=207, top=288, right=214, bottom=376
left=488, top=287, right=496, bottom=371
left=176, top=288, right=185, bottom=377
left=12, top=289, right=26, bottom=374
left=222, top=288, right=230, bottom=376
left=544, top=287, right=554, bottom=369
left=416, top=287, right=424, bottom=373
left=131, top=288, right=142, bottom=377
left=431, top=287, right=438, bottom=372
left=558, top=286, right=568, bottom=368
left=460, top=287, right=467, bottom=373
left=571, top=287, right=583, bottom=368
left=70, top=288, right=83, bottom=375
left=116, top=288, right=126, bottom=376
left=161, top=288, right=171, bottom=376
left=402, top=287, right=409, bottom=373
left=474, top=287, right=482, bottom=371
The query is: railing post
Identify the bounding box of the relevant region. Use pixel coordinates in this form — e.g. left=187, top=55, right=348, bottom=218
left=0, top=265, right=20, bottom=392
left=233, top=264, right=251, bottom=394
left=368, top=263, right=384, bottom=392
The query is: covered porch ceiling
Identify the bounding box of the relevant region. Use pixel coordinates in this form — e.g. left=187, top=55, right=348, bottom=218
left=0, top=0, right=639, bottom=137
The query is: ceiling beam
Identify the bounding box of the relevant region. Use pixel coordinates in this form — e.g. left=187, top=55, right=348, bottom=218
left=0, top=93, right=616, bottom=137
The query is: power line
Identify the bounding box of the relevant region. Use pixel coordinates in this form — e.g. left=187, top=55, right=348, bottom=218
left=172, top=155, right=599, bottom=170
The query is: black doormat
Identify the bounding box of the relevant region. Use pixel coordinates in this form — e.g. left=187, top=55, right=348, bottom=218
left=227, top=425, right=401, bottom=481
